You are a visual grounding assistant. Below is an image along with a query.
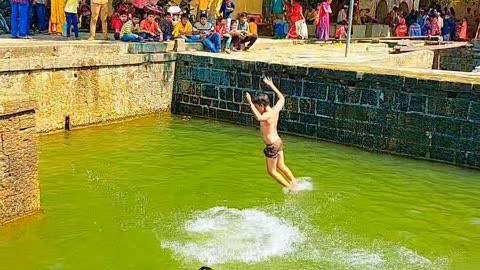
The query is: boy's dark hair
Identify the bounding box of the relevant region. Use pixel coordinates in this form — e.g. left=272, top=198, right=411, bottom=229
left=248, top=17, right=255, bottom=23
left=231, top=19, right=238, bottom=25
left=199, top=267, right=212, bottom=270
left=147, top=11, right=155, bottom=16
left=239, top=13, right=247, bottom=18
left=253, top=93, right=270, bottom=107
left=132, top=13, right=141, bottom=19
left=342, top=20, right=348, bottom=26
left=181, top=14, right=189, bottom=20
left=200, top=13, right=208, bottom=18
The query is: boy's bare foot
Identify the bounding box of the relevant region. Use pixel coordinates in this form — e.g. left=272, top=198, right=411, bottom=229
left=225, top=49, right=231, bottom=54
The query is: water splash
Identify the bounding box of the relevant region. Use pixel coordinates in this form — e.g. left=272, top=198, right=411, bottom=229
left=161, top=207, right=305, bottom=265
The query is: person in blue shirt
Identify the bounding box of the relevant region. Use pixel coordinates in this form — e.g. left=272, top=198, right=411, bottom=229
left=408, top=22, right=422, bottom=37
left=422, top=17, right=432, bottom=36
left=220, top=0, right=235, bottom=30
left=442, top=14, right=455, bottom=41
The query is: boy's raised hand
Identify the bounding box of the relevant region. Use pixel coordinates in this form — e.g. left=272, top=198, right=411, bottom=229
left=263, top=77, right=275, bottom=88
left=245, top=92, right=252, bottom=103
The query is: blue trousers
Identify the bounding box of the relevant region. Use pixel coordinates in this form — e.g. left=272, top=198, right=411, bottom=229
left=11, top=2, right=29, bottom=38
left=35, top=4, right=48, bottom=31
left=66, top=12, right=79, bottom=37
left=185, top=33, right=221, bottom=53
left=121, top=33, right=144, bottom=42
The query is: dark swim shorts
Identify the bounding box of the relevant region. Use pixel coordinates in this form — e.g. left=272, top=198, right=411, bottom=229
left=264, top=139, right=284, bottom=159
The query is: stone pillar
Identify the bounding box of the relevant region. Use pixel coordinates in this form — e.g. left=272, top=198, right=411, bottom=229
left=0, top=97, right=39, bottom=225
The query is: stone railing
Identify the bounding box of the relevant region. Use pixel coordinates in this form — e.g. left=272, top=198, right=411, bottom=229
left=173, top=54, right=480, bottom=169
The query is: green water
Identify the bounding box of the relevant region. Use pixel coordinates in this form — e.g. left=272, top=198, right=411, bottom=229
left=1, top=114, right=479, bottom=270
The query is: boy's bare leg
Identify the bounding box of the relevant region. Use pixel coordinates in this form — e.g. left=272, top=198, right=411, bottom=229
left=266, top=158, right=292, bottom=189
left=276, top=151, right=298, bottom=185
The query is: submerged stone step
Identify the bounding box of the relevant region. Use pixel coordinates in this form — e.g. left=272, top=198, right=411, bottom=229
left=128, top=42, right=168, bottom=54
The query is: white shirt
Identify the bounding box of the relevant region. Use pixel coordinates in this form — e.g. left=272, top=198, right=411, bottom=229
left=337, top=9, right=347, bottom=23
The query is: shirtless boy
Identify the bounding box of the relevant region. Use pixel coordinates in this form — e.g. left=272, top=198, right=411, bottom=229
left=245, top=77, right=298, bottom=191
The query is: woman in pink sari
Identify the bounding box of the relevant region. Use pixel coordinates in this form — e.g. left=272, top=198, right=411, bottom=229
left=286, top=1, right=304, bottom=39
left=315, top=0, right=332, bottom=41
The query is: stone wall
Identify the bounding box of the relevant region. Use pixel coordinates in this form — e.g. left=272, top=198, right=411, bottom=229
left=0, top=44, right=176, bottom=132
left=0, top=97, right=39, bottom=225
left=438, top=42, right=480, bottom=72
left=173, top=54, right=480, bottom=169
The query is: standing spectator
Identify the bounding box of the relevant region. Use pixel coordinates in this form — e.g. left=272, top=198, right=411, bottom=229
left=79, top=0, right=91, bottom=29
left=422, top=17, right=432, bottom=37
left=431, top=15, right=440, bottom=36
left=408, top=21, right=421, bottom=37
left=10, top=0, right=30, bottom=38
left=88, top=0, right=109, bottom=40
left=34, top=0, right=48, bottom=33
left=337, top=5, right=347, bottom=24
left=248, top=17, right=258, bottom=36
left=64, top=0, right=80, bottom=38
left=315, top=0, right=332, bottom=41
left=459, top=17, right=468, bottom=41
left=235, top=13, right=257, bottom=51
left=50, top=0, right=65, bottom=35
left=160, top=14, right=174, bottom=41
left=286, top=1, right=303, bottom=39
left=466, top=8, right=476, bottom=40
left=442, top=14, right=455, bottom=41
left=193, top=13, right=222, bottom=53
left=436, top=12, right=443, bottom=33
left=140, top=12, right=163, bottom=41
left=305, top=6, right=316, bottom=25
left=220, top=0, right=235, bottom=30
left=395, top=18, right=408, bottom=37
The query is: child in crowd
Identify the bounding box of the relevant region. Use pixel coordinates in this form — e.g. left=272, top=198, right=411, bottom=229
left=459, top=17, right=468, bottom=41
left=228, top=19, right=239, bottom=52
left=395, top=18, right=408, bottom=37
left=140, top=12, right=163, bottom=41
left=120, top=13, right=145, bottom=42
left=64, top=0, right=80, bottom=38
left=215, top=17, right=231, bottom=53
left=79, top=0, right=91, bottom=29
left=160, top=14, right=174, bottom=41
left=422, top=17, right=432, bottom=37
left=112, top=12, right=128, bottom=40
left=335, top=20, right=348, bottom=39
left=273, top=14, right=288, bottom=39
left=248, top=17, right=258, bottom=37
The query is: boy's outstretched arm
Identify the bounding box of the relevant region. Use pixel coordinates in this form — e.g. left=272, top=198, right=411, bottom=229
left=245, top=93, right=269, bottom=121
left=263, top=77, right=285, bottom=112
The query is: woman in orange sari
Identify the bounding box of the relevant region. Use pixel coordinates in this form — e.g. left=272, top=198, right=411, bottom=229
left=286, top=1, right=303, bottom=39
left=50, top=0, right=65, bottom=34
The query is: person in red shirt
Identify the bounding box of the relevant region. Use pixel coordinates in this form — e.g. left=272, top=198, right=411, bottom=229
left=335, top=20, right=348, bottom=39
left=215, top=17, right=231, bottom=52
left=140, top=12, right=163, bottom=41
left=112, top=12, right=128, bottom=40
left=395, top=18, right=408, bottom=37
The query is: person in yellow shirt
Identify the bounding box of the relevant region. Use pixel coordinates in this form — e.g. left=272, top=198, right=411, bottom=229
left=88, top=0, right=109, bottom=40
left=64, top=0, right=80, bottom=38
left=248, top=17, right=258, bottom=36
left=173, top=15, right=193, bottom=38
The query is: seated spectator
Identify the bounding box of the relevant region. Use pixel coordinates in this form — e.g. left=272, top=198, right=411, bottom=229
left=160, top=14, right=174, bottom=41
left=140, top=12, right=163, bottom=41
left=248, top=17, right=258, bottom=36
left=335, top=20, right=348, bottom=39
left=395, top=18, right=408, bottom=37
left=408, top=22, right=422, bottom=37
left=305, top=6, right=317, bottom=25
left=112, top=12, right=128, bottom=40
left=120, top=13, right=145, bottom=42
left=235, top=13, right=257, bottom=51
left=192, top=14, right=222, bottom=53
left=173, top=14, right=193, bottom=39
left=215, top=17, right=230, bottom=52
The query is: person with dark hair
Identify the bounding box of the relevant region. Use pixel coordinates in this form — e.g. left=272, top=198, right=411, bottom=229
left=120, top=13, right=145, bottom=42
left=173, top=14, right=193, bottom=38
left=235, top=13, right=257, bottom=51
left=160, top=14, right=174, bottom=41
left=245, top=77, right=298, bottom=191
left=192, top=13, right=222, bottom=53
left=141, top=12, right=163, bottom=41
left=335, top=20, right=348, bottom=39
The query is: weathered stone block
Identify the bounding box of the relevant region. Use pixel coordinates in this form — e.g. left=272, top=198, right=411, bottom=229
left=201, top=84, right=218, bottom=99
left=233, top=89, right=243, bottom=103
left=469, top=102, right=480, bottom=122
left=467, top=153, right=480, bottom=167
left=395, top=92, right=409, bottom=112
left=299, top=113, right=317, bottom=125
left=237, top=73, right=252, bottom=89
left=286, top=121, right=306, bottom=134
left=361, top=89, right=379, bottom=107
left=226, top=102, right=240, bottom=112
left=176, top=66, right=191, bottom=80
left=216, top=109, right=234, bottom=121
left=128, top=43, right=168, bottom=54
left=211, top=70, right=229, bottom=86
left=281, top=78, right=302, bottom=97
left=299, top=98, right=315, bottom=114
left=302, top=81, right=328, bottom=100
left=285, top=97, right=299, bottom=112
left=409, top=95, right=426, bottom=113
left=430, top=147, right=455, bottom=163
left=219, top=87, right=234, bottom=101
left=316, top=101, right=336, bottom=118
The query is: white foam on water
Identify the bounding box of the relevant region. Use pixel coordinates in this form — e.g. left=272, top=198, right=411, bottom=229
left=283, top=177, right=314, bottom=194
left=161, top=207, right=305, bottom=265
